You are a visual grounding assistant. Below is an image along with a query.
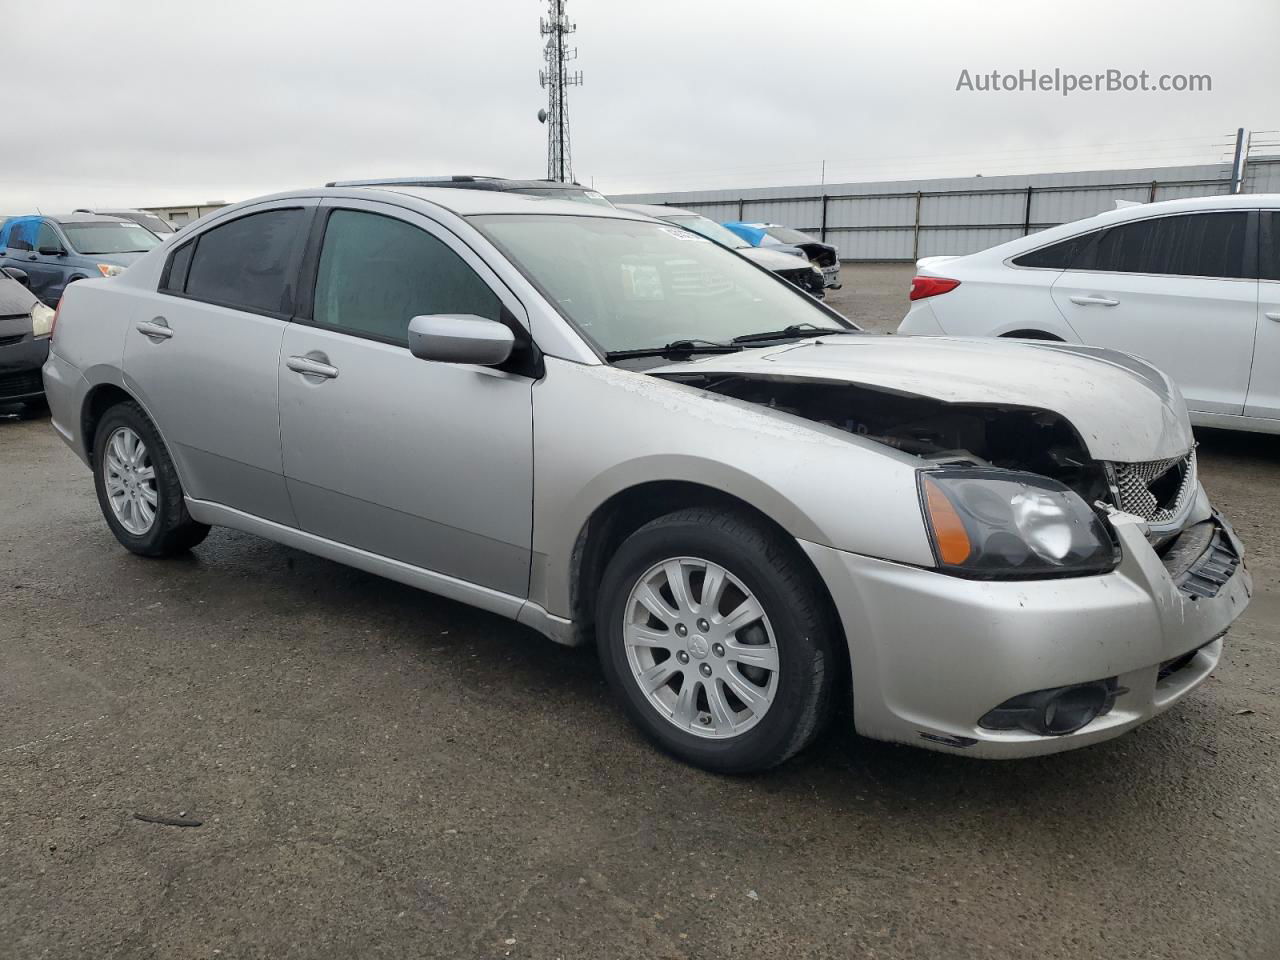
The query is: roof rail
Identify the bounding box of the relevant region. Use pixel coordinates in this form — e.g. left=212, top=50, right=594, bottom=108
left=325, top=175, right=507, bottom=188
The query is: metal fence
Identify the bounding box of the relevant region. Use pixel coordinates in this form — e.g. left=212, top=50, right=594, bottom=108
left=613, top=159, right=1280, bottom=261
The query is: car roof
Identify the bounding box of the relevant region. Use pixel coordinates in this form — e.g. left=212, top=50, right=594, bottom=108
left=48, top=213, right=133, bottom=225
left=326, top=175, right=598, bottom=192
left=305, top=185, right=652, bottom=219
left=618, top=203, right=701, bottom=218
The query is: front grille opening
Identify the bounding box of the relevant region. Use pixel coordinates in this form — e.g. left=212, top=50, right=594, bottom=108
left=1110, top=450, right=1196, bottom=525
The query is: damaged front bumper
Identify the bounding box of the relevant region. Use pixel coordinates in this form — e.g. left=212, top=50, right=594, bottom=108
left=800, top=501, right=1252, bottom=758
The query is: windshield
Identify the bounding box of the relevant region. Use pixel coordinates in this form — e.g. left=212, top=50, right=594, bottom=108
left=662, top=215, right=750, bottom=249
left=763, top=225, right=814, bottom=246
left=63, top=222, right=162, bottom=255
left=518, top=188, right=616, bottom=208
left=472, top=214, right=850, bottom=355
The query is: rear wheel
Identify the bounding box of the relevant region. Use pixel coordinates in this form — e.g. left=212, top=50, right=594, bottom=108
left=92, top=401, right=210, bottom=556
left=596, top=507, right=838, bottom=773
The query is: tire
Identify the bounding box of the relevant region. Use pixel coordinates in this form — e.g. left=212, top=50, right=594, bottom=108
left=596, top=507, right=838, bottom=774
left=92, top=400, right=210, bottom=557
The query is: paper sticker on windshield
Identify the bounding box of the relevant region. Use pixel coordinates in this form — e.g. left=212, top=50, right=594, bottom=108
left=660, top=226, right=710, bottom=242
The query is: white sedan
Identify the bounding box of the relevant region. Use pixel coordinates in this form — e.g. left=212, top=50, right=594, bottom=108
left=898, top=194, right=1280, bottom=434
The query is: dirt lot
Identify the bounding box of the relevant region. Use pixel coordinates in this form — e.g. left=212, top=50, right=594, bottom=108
left=3, top=264, right=1279, bottom=959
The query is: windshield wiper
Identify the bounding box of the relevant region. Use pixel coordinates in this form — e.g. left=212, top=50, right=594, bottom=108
left=604, top=339, right=744, bottom=362
left=731, top=324, right=856, bottom=345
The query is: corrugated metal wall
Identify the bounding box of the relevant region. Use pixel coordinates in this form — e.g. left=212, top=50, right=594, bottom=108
left=613, top=160, right=1280, bottom=261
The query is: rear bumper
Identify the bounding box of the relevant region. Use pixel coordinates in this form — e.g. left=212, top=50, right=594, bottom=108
left=42, top=349, right=90, bottom=464
left=0, top=337, right=50, bottom=401
left=802, top=508, right=1251, bottom=758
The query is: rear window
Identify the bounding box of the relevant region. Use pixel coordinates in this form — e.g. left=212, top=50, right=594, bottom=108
left=182, top=208, right=305, bottom=315
left=1011, top=231, right=1099, bottom=270
left=764, top=226, right=813, bottom=245
left=63, top=222, right=162, bottom=256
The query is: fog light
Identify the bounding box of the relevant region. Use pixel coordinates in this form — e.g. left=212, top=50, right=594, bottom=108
left=979, top=679, right=1119, bottom=736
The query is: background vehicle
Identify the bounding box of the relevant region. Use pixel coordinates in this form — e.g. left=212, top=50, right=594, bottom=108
left=0, top=214, right=162, bottom=306
left=75, top=207, right=177, bottom=235
left=618, top=203, right=826, bottom=297
left=0, top=268, right=53, bottom=407
left=723, top=221, right=842, bottom=289
left=326, top=174, right=615, bottom=206
left=897, top=194, right=1280, bottom=435
left=44, top=186, right=1248, bottom=774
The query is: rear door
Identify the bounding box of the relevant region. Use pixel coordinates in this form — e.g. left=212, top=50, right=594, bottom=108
left=1247, top=211, right=1280, bottom=421
left=1050, top=210, right=1258, bottom=416
left=123, top=202, right=316, bottom=524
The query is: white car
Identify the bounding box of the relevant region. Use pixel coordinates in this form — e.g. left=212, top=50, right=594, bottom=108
left=898, top=194, right=1280, bottom=434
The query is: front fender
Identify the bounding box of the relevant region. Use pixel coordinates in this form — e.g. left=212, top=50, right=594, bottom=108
left=530, top=359, right=934, bottom=618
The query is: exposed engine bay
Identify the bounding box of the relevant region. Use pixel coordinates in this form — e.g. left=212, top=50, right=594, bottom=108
left=661, top=373, right=1116, bottom=507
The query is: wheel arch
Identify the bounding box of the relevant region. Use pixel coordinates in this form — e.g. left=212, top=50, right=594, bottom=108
left=1000, top=329, right=1064, bottom=341
left=566, top=479, right=850, bottom=688
left=81, top=382, right=139, bottom=466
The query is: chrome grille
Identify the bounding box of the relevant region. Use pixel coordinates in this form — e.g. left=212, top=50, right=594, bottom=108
left=1110, top=450, right=1196, bottom=524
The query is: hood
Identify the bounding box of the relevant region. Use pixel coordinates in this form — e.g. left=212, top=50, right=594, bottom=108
left=652, top=335, right=1192, bottom=462
left=0, top=275, right=38, bottom=317
left=739, top=246, right=815, bottom=272
left=90, top=250, right=149, bottom=267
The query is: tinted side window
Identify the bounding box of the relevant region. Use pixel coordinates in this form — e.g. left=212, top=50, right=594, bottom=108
left=36, top=222, right=62, bottom=253
left=161, top=240, right=195, bottom=293
left=184, top=208, right=304, bottom=314
left=312, top=209, right=501, bottom=344
left=1089, top=212, right=1250, bottom=279
left=5, top=221, right=33, bottom=252
left=1262, top=212, right=1280, bottom=283
left=1012, top=231, right=1098, bottom=269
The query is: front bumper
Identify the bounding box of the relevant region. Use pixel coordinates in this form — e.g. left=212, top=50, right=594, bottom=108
left=801, top=507, right=1251, bottom=758
left=0, top=336, right=50, bottom=402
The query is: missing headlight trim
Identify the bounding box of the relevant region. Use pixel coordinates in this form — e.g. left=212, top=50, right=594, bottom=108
left=665, top=373, right=1113, bottom=505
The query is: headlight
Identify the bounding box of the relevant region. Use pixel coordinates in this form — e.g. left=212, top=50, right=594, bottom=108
left=97, top=263, right=125, bottom=278
left=919, top=468, right=1117, bottom=578
left=31, top=302, right=55, bottom=338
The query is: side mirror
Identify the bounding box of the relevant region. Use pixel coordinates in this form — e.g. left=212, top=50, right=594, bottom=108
left=1, top=266, right=30, bottom=287
left=37, top=245, right=66, bottom=257
left=407, top=314, right=514, bottom=366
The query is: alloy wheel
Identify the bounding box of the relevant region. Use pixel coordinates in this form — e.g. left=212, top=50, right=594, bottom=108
left=623, top=556, right=780, bottom=739
left=103, top=426, right=158, bottom=535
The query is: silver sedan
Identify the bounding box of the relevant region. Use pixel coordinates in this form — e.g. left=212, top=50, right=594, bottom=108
left=42, top=185, right=1251, bottom=772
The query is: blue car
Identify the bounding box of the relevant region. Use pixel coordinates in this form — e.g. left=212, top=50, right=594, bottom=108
left=0, top=214, right=162, bottom=306
left=722, top=221, right=842, bottom=290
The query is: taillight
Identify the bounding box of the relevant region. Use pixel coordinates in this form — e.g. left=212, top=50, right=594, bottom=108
left=909, top=276, right=960, bottom=301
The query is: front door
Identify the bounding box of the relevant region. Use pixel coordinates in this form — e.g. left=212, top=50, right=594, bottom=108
left=1050, top=210, right=1258, bottom=417
left=26, top=221, right=70, bottom=304
left=277, top=201, right=535, bottom=597
left=123, top=203, right=316, bottom=525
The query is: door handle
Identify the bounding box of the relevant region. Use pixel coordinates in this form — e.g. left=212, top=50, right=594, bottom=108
left=1069, top=295, right=1120, bottom=306
left=135, top=318, right=173, bottom=340
left=1266, top=311, right=1280, bottom=322
left=287, top=354, right=339, bottom=380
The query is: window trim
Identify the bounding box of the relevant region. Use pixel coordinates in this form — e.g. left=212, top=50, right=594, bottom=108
left=155, top=203, right=316, bottom=320
left=1007, top=209, right=1259, bottom=281
left=1261, top=210, right=1280, bottom=284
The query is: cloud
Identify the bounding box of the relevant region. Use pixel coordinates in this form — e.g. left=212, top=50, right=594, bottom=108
left=2, top=0, right=1276, bottom=211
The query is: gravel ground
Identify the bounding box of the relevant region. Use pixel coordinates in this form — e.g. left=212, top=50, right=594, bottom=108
left=2, top=264, right=1278, bottom=959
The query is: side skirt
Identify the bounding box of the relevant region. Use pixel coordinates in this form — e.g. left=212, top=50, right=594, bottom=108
left=184, top=498, right=579, bottom=646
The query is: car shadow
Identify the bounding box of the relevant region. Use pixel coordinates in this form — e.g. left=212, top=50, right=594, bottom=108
left=0, top=401, right=49, bottom=423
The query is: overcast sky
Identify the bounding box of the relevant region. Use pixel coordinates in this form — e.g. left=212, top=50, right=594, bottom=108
left=4, top=0, right=1278, bottom=211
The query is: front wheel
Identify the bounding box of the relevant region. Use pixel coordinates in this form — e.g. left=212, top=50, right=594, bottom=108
left=92, top=401, right=210, bottom=556
left=596, top=508, right=839, bottom=773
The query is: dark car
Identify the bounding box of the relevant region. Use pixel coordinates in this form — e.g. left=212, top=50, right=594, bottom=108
left=723, top=222, right=842, bottom=290
left=0, top=266, right=52, bottom=407
left=618, top=203, right=826, bottom=298
left=75, top=208, right=176, bottom=235
left=0, top=214, right=163, bottom=306
left=325, top=174, right=616, bottom=207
